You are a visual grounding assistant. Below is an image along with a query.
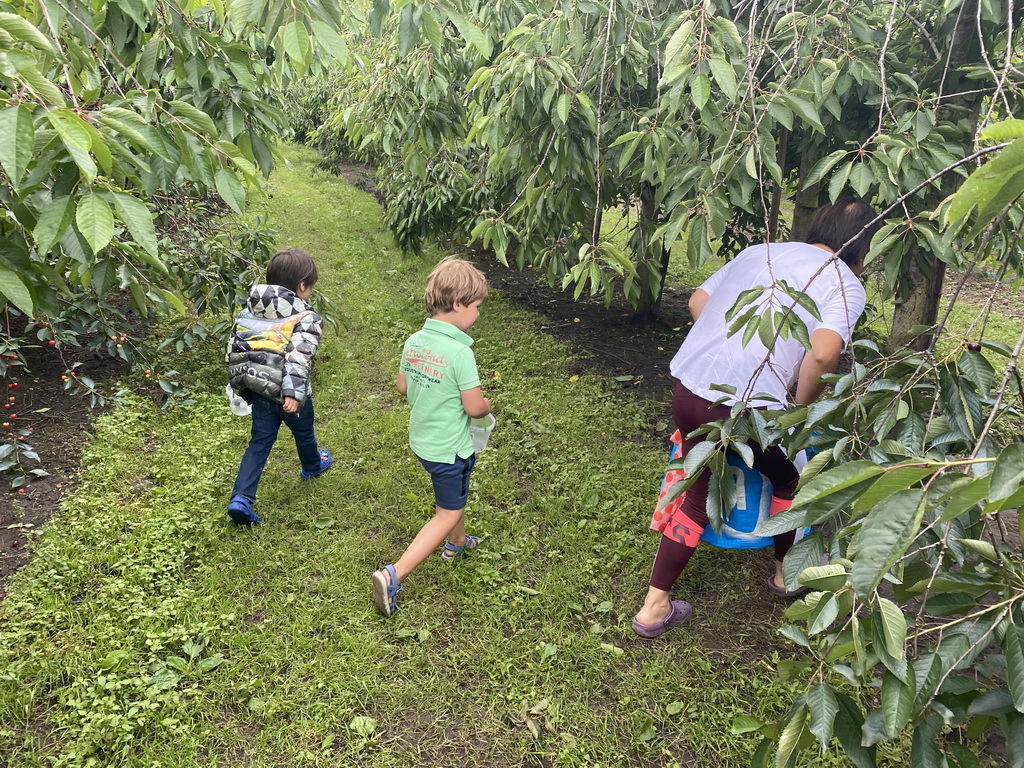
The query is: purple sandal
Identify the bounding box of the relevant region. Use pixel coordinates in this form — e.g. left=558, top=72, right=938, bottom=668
left=767, top=576, right=809, bottom=598
left=631, top=600, right=693, bottom=638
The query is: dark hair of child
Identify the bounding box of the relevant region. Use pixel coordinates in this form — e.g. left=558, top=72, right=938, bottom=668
left=267, top=248, right=318, bottom=293
left=805, top=197, right=883, bottom=268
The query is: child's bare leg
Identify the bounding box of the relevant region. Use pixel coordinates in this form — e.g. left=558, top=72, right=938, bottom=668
left=391, top=506, right=465, bottom=582
left=446, top=515, right=468, bottom=548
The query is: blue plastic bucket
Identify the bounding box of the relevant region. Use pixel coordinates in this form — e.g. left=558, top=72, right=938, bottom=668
left=662, top=442, right=808, bottom=550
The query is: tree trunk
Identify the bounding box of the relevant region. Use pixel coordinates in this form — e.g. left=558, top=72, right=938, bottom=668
left=889, top=2, right=978, bottom=352
left=791, top=149, right=821, bottom=242
left=890, top=247, right=946, bottom=350
left=632, top=181, right=668, bottom=318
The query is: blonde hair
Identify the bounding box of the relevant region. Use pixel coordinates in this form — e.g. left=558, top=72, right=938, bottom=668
left=424, top=256, right=488, bottom=314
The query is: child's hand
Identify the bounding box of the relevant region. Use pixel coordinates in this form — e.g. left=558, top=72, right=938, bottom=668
left=283, top=396, right=300, bottom=413
left=482, top=397, right=491, bottom=414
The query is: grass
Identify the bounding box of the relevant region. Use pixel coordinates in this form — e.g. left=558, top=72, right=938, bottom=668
left=0, top=146, right=888, bottom=767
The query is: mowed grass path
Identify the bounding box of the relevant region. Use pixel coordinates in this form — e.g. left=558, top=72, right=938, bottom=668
left=0, top=146, right=814, bottom=768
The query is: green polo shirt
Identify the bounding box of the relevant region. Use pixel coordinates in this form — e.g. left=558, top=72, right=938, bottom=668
left=401, top=318, right=481, bottom=463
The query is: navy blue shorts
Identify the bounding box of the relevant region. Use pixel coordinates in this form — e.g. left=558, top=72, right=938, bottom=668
left=417, top=453, right=476, bottom=511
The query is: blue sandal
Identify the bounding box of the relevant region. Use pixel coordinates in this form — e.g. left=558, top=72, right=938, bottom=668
left=441, top=535, right=480, bottom=560
left=300, top=449, right=333, bottom=480
left=372, top=564, right=401, bottom=616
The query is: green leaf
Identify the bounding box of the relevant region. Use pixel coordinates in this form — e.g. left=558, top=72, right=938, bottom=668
left=798, top=563, right=849, bottom=592
left=833, top=692, right=875, bottom=768
left=349, top=715, right=377, bottom=737
left=959, top=350, right=995, bottom=394
left=167, top=100, right=219, bottom=138
left=0, top=106, right=34, bottom=189
left=47, top=109, right=97, bottom=182
left=783, top=532, right=825, bottom=592
left=161, top=288, right=186, bottom=316
left=806, top=684, right=838, bottom=750
left=1005, top=624, right=1024, bottom=713
left=1003, top=711, right=1024, bottom=768
left=681, top=440, right=717, bottom=479
left=281, top=21, right=312, bottom=67
left=228, top=0, right=255, bottom=32
left=850, top=490, right=925, bottom=598
left=808, top=593, right=839, bottom=634
left=215, top=168, right=246, bottom=214
left=980, top=118, right=1024, bottom=142
left=0, top=265, right=33, bottom=315
left=882, top=664, right=916, bottom=736
left=444, top=9, right=491, bottom=58
left=690, top=73, right=711, bottom=110
left=911, top=721, right=944, bottom=768
left=663, top=18, right=694, bottom=73
left=776, top=702, right=808, bottom=768
left=959, top=538, right=998, bottom=562
left=197, top=656, right=225, bottom=673
left=420, top=10, right=442, bottom=50
left=854, top=465, right=936, bottom=515
left=311, top=19, right=349, bottom=64
left=781, top=92, right=823, bottom=132
left=828, top=160, right=853, bottom=202
left=75, top=193, right=115, bottom=254
left=767, top=99, right=794, bottom=130
left=877, top=598, right=907, bottom=659
left=33, top=195, right=74, bottom=256
left=731, top=715, right=764, bottom=734
left=991, top=443, right=1024, bottom=502
left=711, top=16, right=744, bottom=51
left=937, top=475, right=990, bottom=523
left=708, top=56, right=738, bottom=101
left=556, top=93, right=570, bottom=125
left=112, top=193, right=160, bottom=259
left=637, top=716, right=657, bottom=741
left=945, top=138, right=1024, bottom=228
left=849, top=162, right=873, bottom=198
left=397, top=4, right=419, bottom=56
left=791, top=460, right=884, bottom=510
left=0, top=11, right=57, bottom=54
left=18, top=63, right=66, bottom=106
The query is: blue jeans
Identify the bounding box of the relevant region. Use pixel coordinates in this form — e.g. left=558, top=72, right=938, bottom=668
left=231, top=394, right=321, bottom=501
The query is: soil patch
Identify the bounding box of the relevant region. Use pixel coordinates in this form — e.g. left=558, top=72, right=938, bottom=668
left=0, top=344, right=125, bottom=597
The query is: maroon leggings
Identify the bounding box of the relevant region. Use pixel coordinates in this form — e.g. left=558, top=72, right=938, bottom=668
left=649, top=381, right=801, bottom=591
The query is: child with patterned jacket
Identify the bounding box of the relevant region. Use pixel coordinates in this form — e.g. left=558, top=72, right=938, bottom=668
left=372, top=257, right=490, bottom=616
left=225, top=248, right=332, bottom=525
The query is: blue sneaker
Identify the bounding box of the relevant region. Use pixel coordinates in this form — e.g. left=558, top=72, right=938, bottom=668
left=300, top=449, right=333, bottom=480
left=227, top=495, right=260, bottom=525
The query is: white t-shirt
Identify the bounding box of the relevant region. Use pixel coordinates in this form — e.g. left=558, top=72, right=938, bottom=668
left=670, top=242, right=866, bottom=409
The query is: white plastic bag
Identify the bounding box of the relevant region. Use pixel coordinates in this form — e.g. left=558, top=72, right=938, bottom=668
left=226, top=384, right=251, bottom=416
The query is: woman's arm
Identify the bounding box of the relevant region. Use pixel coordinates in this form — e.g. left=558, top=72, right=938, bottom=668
left=688, top=288, right=710, bottom=321
left=794, top=329, right=843, bottom=405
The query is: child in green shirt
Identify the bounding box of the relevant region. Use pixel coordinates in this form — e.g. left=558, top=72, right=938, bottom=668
left=372, top=257, right=491, bottom=617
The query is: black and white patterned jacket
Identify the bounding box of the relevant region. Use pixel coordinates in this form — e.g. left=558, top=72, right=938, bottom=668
left=225, top=285, right=323, bottom=405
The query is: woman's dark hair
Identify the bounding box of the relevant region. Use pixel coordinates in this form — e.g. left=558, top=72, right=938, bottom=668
left=266, top=248, right=318, bottom=293
left=805, top=197, right=882, bottom=268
